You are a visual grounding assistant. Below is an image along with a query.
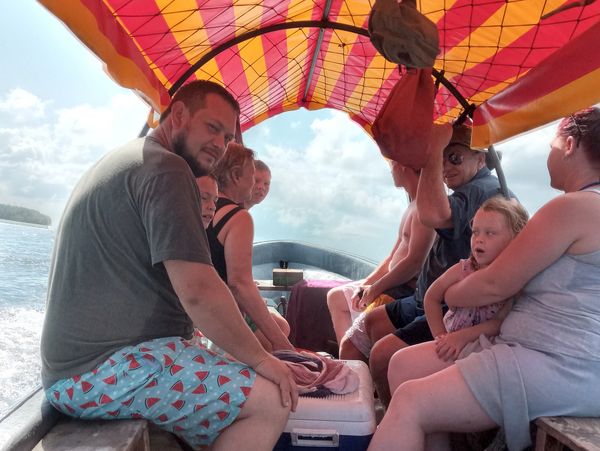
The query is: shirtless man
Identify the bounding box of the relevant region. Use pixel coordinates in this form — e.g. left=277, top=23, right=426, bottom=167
left=327, top=162, right=435, bottom=360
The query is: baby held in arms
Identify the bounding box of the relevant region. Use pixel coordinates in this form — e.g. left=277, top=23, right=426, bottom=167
left=424, top=196, right=529, bottom=361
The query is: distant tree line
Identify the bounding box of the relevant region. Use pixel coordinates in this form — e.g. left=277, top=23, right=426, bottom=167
left=0, top=203, right=51, bottom=226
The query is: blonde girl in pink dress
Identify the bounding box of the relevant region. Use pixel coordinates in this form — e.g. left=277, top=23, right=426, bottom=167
left=423, top=196, right=529, bottom=361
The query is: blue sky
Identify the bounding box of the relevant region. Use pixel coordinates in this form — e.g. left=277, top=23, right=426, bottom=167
left=0, top=3, right=559, bottom=261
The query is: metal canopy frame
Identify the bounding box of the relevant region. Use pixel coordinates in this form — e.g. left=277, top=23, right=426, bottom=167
left=167, top=20, right=471, bottom=114
left=143, top=16, right=509, bottom=197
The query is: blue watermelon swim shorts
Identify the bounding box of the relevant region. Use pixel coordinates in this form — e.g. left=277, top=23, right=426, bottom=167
left=46, top=336, right=256, bottom=449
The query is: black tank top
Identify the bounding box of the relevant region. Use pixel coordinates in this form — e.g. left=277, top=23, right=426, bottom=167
left=206, top=197, right=245, bottom=283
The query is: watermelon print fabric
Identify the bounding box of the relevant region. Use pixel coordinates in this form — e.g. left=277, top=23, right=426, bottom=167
left=45, top=336, right=256, bottom=449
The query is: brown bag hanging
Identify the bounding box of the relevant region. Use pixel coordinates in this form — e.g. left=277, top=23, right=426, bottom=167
left=368, top=0, right=439, bottom=68
left=372, top=67, right=434, bottom=169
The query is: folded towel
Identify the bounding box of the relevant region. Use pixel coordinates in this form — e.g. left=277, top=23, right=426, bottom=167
left=273, top=350, right=360, bottom=397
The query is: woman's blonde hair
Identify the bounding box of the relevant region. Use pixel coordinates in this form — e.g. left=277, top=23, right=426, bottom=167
left=480, top=196, right=529, bottom=236
left=212, top=142, right=255, bottom=189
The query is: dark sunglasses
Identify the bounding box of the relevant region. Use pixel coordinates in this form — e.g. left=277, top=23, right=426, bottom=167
left=443, top=151, right=464, bottom=166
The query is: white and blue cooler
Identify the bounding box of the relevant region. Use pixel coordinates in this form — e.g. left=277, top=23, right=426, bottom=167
left=274, top=360, right=376, bottom=450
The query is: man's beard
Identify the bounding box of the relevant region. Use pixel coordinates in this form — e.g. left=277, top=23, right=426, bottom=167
left=172, top=131, right=208, bottom=177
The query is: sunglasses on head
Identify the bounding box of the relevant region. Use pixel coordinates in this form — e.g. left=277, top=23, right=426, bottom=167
left=570, top=114, right=584, bottom=143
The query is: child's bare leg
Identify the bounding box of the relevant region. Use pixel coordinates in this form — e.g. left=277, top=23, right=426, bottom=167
left=327, top=286, right=354, bottom=343
left=368, top=365, right=497, bottom=451
left=369, top=334, right=408, bottom=406
left=339, top=313, right=371, bottom=362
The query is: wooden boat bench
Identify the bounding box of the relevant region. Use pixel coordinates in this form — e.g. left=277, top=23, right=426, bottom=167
left=33, top=418, right=149, bottom=450
left=32, top=418, right=185, bottom=451
left=0, top=389, right=185, bottom=451
left=535, top=416, right=600, bottom=451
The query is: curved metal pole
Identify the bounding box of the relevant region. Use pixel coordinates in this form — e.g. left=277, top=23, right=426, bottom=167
left=138, top=122, right=150, bottom=138
left=487, top=145, right=510, bottom=199
left=148, top=18, right=512, bottom=195
left=159, top=17, right=514, bottom=196
left=168, top=20, right=472, bottom=114
left=302, top=0, right=334, bottom=102
left=169, top=20, right=372, bottom=96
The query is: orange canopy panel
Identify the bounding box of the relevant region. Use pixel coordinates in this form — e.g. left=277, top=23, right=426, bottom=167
left=39, top=0, right=600, bottom=145
left=473, top=19, right=600, bottom=148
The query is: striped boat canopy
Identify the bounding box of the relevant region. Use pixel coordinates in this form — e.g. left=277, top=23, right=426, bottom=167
left=40, top=0, right=600, bottom=148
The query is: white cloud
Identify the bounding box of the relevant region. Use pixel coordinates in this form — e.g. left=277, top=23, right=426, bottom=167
left=495, top=122, right=558, bottom=214
left=258, top=124, right=271, bottom=138
left=248, top=109, right=560, bottom=261
left=0, top=89, right=147, bottom=225
left=248, top=110, right=407, bottom=261
left=0, top=88, right=46, bottom=122
left=0, top=90, right=562, bottom=263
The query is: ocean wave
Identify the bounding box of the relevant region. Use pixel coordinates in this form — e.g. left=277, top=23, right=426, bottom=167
left=0, top=307, right=44, bottom=417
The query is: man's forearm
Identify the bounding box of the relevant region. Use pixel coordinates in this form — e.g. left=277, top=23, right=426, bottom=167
left=164, top=260, right=270, bottom=368
left=416, top=154, right=452, bottom=228
left=371, top=258, right=420, bottom=295
left=363, top=257, right=392, bottom=285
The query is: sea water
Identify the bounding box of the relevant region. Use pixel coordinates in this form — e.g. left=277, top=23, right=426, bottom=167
left=0, top=221, right=53, bottom=417
left=0, top=222, right=351, bottom=418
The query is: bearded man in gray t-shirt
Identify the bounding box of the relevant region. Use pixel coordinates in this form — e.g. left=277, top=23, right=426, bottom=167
left=41, top=80, right=297, bottom=449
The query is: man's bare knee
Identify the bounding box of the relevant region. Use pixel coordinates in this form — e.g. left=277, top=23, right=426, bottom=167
left=369, top=339, right=388, bottom=377
left=213, top=375, right=290, bottom=450
left=364, top=307, right=391, bottom=342
left=370, top=335, right=406, bottom=376
left=240, top=374, right=291, bottom=423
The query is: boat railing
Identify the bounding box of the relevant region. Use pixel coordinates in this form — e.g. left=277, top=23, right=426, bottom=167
left=252, top=240, right=377, bottom=281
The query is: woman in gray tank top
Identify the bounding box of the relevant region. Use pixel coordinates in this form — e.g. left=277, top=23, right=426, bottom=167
left=369, top=108, right=600, bottom=451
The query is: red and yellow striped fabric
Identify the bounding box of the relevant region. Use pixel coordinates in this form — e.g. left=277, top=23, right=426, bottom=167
left=39, top=0, right=600, bottom=147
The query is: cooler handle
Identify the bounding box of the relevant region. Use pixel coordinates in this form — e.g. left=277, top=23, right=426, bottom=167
left=291, top=428, right=339, bottom=447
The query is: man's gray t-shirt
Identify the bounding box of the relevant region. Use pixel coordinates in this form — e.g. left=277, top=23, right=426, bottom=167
left=41, top=136, right=211, bottom=388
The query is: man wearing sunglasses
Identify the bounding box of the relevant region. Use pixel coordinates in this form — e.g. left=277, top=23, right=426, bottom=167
left=368, top=123, right=517, bottom=405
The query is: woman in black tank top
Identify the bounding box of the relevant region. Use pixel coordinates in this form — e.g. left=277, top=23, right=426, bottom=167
left=207, top=143, right=293, bottom=352
left=206, top=197, right=245, bottom=282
